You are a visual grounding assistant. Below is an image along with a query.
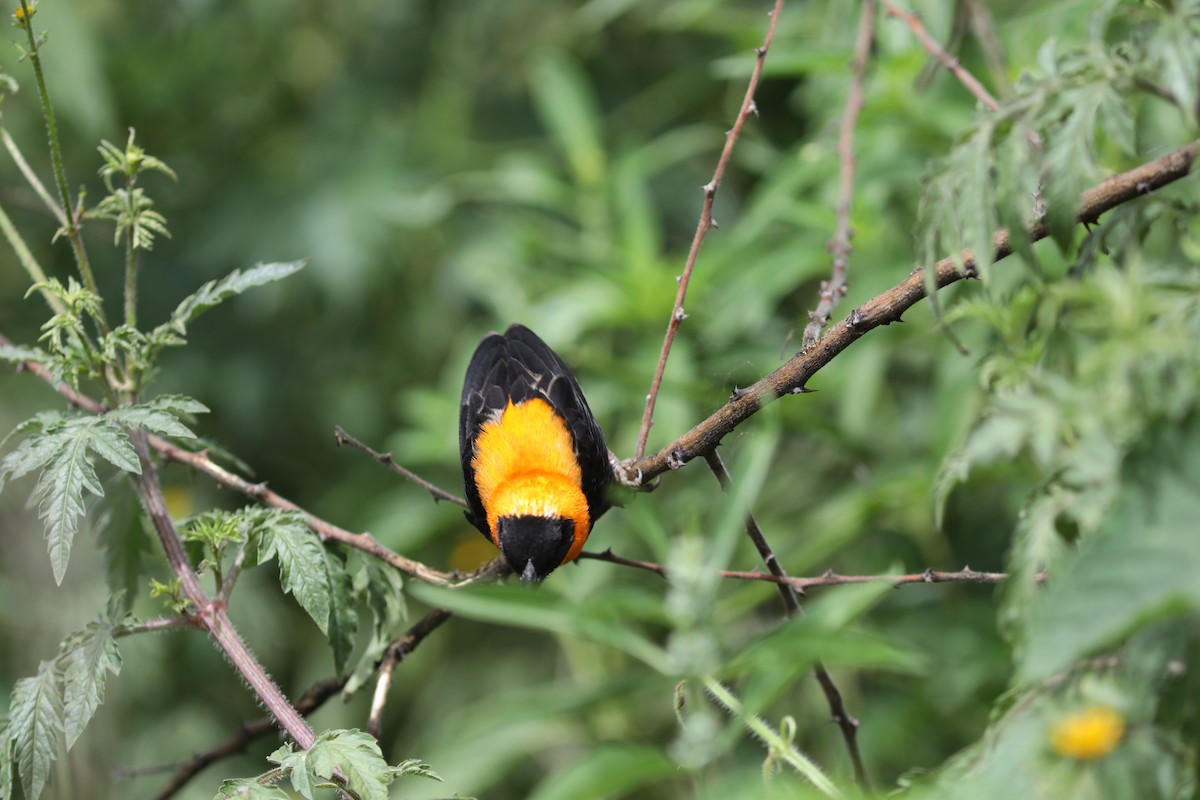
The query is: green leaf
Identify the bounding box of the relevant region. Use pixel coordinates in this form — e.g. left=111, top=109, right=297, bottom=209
left=385, top=758, right=441, bottom=783
left=257, top=515, right=357, bottom=671
left=108, top=395, right=208, bottom=439
left=1020, top=422, right=1200, bottom=683
left=526, top=744, right=675, bottom=800
left=83, top=421, right=141, bottom=474
left=0, top=426, right=63, bottom=496
left=170, top=261, right=307, bottom=335
left=259, top=518, right=332, bottom=635
left=211, top=779, right=290, bottom=799
left=343, top=560, right=406, bottom=696
left=9, top=662, right=63, bottom=800
left=34, top=429, right=104, bottom=585
left=1, top=715, right=13, bottom=800
left=0, top=344, right=47, bottom=364
left=325, top=551, right=358, bottom=675
left=305, top=730, right=390, bottom=800
left=58, top=620, right=121, bottom=748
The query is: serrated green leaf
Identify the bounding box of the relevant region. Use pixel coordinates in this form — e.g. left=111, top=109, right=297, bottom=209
left=59, top=621, right=121, bottom=748
left=259, top=519, right=332, bottom=636
left=326, top=551, right=358, bottom=674
left=108, top=395, right=206, bottom=440
left=1020, top=421, right=1200, bottom=682
left=9, top=662, right=63, bottom=800
left=34, top=431, right=104, bottom=585
left=170, top=261, right=307, bottom=335
left=0, top=344, right=47, bottom=364
left=0, top=429, right=63, bottom=496
left=257, top=515, right=356, bottom=671
left=1, top=716, right=13, bottom=800
left=344, top=560, right=406, bottom=696
left=306, top=730, right=389, bottom=800
left=386, top=758, right=442, bottom=783
left=84, top=422, right=141, bottom=474
left=211, top=779, right=290, bottom=799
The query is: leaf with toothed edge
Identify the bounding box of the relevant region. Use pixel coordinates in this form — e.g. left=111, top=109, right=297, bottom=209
left=169, top=260, right=307, bottom=336
left=9, top=661, right=63, bottom=800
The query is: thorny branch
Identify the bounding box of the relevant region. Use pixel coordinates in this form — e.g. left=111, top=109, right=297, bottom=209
left=577, top=548, right=1019, bottom=591
left=367, top=608, right=453, bottom=738
left=802, top=0, right=876, bottom=349
left=335, top=426, right=468, bottom=508
left=633, top=0, right=787, bottom=460
left=880, top=0, right=1000, bottom=111
left=623, top=141, right=1199, bottom=485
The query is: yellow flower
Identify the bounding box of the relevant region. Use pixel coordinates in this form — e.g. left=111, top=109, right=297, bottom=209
left=1050, top=706, right=1126, bottom=760
left=13, top=1, right=35, bottom=22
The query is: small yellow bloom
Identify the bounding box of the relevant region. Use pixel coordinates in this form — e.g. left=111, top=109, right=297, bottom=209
left=13, top=2, right=35, bottom=22
left=1050, top=706, right=1126, bottom=760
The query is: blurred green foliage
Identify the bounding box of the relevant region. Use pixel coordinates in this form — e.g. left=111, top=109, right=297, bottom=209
left=1, top=0, right=1199, bottom=798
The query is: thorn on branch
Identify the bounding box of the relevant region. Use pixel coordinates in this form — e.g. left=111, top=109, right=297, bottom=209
left=847, top=307, right=867, bottom=328
left=667, top=447, right=688, bottom=470
left=791, top=385, right=815, bottom=394
left=702, top=181, right=717, bottom=196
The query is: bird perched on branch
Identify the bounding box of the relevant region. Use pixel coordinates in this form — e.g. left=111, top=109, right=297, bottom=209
left=460, top=324, right=612, bottom=582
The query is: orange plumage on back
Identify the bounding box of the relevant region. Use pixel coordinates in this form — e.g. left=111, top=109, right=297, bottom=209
left=460, top=326, right=610, bottom=581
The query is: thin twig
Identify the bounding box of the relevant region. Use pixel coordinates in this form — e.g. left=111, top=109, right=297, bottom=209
left=578, top=547, right=1019, bottom=590
left=335, top=426, right=467, bottom=508
left=142, top=677, right=346, bottom=800
left=621, top=141, right=1199, bottom=484
left=633, top=0, right=786, bottom=460
left=704, top=451, right=870, bottom=791
left=115, top=616, right=200, bottom=636
left=1, top=126, right=67, bottom=226
left=366, top=608, right=452, bottom=738
left=880, top=0, right=1000, bottom=111
left=141, top=609, right=453, bottom=799
left=802, top=0, right=876, bottom=349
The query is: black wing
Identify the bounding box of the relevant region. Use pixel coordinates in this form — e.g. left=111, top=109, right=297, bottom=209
left=459, top=324, right=611, bottom=537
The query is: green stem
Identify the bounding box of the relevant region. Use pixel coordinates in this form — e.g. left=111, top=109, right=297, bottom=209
left=18, top=0, right=107, bottom=335
left=124, top=231, right=137, bottom=328
left=703, top=678, right=843, bottom=798
left=1, top=125, right=66, bottom=226
left=0, top=199, right=66, bottom=315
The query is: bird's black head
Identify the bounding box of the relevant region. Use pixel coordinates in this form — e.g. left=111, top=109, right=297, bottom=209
left=496, top=515, right=575, bottom=582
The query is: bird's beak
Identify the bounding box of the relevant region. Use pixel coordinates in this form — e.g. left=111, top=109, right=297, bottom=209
left=520, top=560, right=540, bottom=583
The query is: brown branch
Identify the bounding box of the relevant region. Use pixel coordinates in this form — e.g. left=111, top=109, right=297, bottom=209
left=802, top=0, right=876, bottom=349
left=880, top=0, right=1000, bottom=111
left=623, top=141, right=1199, bottom=485
left=633, top=0, right=786, bottom=460
left=0, top=348, right=463, bottom=587
left=144, top=676, right=345, bottom=800
left=334, top=426, right=467, bottom=508
left=579, top=547, right=1024, bottom=590
left=366, top=608, right=453, bottom=738
left=142, top=608, right=452, bottom=799
left=703, top=452, right=870, bottom=791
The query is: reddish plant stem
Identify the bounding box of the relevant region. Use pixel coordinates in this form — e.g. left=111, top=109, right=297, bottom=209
left=880, top=0, right=1000, bottom=111
left=129, top=431, right=316, bottom=750
left=633, top=0, right=786, bottom=460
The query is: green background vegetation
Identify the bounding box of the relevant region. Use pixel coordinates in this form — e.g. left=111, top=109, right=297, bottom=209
left=1, top=0, right=1198, bottom=798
